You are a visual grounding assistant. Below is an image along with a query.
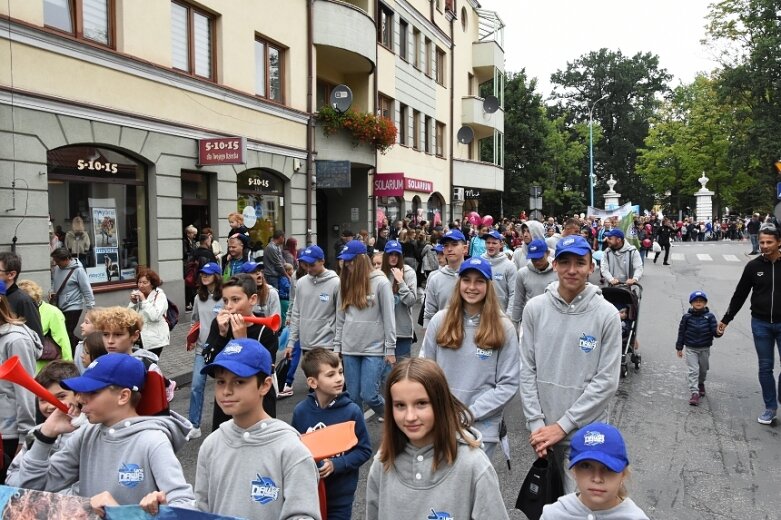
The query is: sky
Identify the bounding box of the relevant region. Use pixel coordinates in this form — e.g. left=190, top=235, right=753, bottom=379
left=477, top=0, right=720, bottom=98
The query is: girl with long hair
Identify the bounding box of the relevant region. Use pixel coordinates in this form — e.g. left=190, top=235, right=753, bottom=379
left=366, top=357, right=508, bottom=520
left=333, top=240, right=396, bottom=417
left=421, top=256, right=520, bottom=456
left=381, top=240, right=417, bottom=360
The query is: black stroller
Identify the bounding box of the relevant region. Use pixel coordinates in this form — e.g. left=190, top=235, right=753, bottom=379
left=601, top=284, right=642, bottom=378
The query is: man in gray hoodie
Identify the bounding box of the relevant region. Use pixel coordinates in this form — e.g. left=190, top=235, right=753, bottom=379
left=513, top=220, right=547, bottom=270
left=50, top=247, right=95, bottom=353
left=422, top=228, right=467, bottom=328
left=285, top=245, right=340, bottom=354
left=511, top=239, right=557, bottom=327
left=520, top=235, right=621, bottom=492
left=481, top=229, right=516, bottom=313
left=600, top=229, right=643, bottom=286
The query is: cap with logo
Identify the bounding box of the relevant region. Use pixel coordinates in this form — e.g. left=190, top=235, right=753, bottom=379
left=482, top=229, right=503, bottom=241
left=62, top=353, right=146, bottom=393
left=434, top=244, right=445, bottom=254
left=440, top=229, right=466, bottom=244
left=337, top=240, right=368, bottom=261
left=554, top=235, right=593, bottom=259
left=384, top=240, right=403, bottom=255
left=0, top=280, right=6, bottom=296
left=201, top=338, right=273, bottom=378
left=200, top=262, right=222, bottom=276
left=526, top=239, right=548, bottom=260
left=299, top=245, right=325, bottom=264
left=605, top=229, right=625, bottom=240
left=689, top=290, right=708, bottom=303
left=239, top=261, right=263, bottom=273
left=568, top=422, right=629, bottom=473
left=458, top=256, right=492, bottom=280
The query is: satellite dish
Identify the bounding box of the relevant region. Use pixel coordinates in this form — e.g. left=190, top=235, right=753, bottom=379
left=457, top=125, right=474, bottom=144
left=483, top=95, right=500, bottom=114
left=330, top=85, right=353, bottom=113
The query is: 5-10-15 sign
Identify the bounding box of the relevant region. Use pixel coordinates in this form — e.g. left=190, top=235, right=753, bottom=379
left=77, top=159, right=118, bottom=173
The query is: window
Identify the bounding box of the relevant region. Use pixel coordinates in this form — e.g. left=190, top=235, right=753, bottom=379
left=412, top=111, right=421, bottom=150
left=461, top=6, right=468, bottom=31
left=435, top=47, right=446, bottom=85
left=378, top=95, right=394, bottom=119
left=379, top=4, right=393, bottom=49
left=171, top=2, right=215, bottom=79
left=399, top=104, right=409, bottom=145
left=399, top=19, right=408, bottom=60
left=237, top=169, right=286, bottom=247
left=44, top=0, right=113, bottom=46
left=436, top=122, right=445, bottom=157
left=424, top=37, right=432, bottom=77
left=47, top=145, right=148, bottom=287
left=413, top=28, right=421, bottom=69
left=425, top=116, right=432, bottom=153
left=468, top=72, right=474, bottom=95
left=316, top=80, right=335, bottom=109
left=256, top=37, right=285, bottom=103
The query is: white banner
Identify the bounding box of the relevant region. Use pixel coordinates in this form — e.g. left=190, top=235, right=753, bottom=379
left=587, top=202, right=635, bottom=219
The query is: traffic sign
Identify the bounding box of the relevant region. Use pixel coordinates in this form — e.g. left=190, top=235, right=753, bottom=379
left=777, top=182, right=781, bottom=199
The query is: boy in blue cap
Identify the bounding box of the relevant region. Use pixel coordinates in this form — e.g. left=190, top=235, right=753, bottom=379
left=8, top=353, right=195, bottom=514
left=511, top=238, right=557, bottom=328
left=423, top=228, right=467, bottom=328
left=676, top=290, right=722, bottom=406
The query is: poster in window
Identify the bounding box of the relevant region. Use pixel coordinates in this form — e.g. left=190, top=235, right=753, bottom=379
left=92, top=207, right=120, bottom=281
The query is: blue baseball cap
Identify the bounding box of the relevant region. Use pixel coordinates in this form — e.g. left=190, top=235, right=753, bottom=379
left=62, top=353, right=146, bottom=393
left=526, top=239, right=548, bottom=260
left=569, top=422, right=629, bottom=473
left=434, top=244, right=444, bottom=254
left=239, top=261, right=263, bottom=273
left=440, top=229, right=466, bottom=244
left=384, top=240, right=403, bottom=255
left=338, top=240, right=367, bottom=261
left=605, top=229, right=625, bottom=240
left=0, top=280, right=6, bottom=296
left=482, top=230, right=503, bottom=241
left=554, top=236, right=593, bottom=259
left=299, top=245, right=324, bottom=264
left=689, top=290, right=708, bottom=303
left=201, top=338, right=272, bottom=378
left=200, top=262, right=222, bottom=276
left=458, top=257, right=492, bottom=280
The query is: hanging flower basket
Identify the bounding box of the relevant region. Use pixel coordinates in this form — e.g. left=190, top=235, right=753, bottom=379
left=316, top=105, right=397, bottom=154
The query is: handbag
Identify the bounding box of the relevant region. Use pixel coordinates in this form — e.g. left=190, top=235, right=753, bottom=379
left=49, top=267, right=76, bottom=306
left=652, top=240, right=662, bottom=253
left=515, top=450, right=565, bottom=520
left=40, top=334, right=63, bottom=361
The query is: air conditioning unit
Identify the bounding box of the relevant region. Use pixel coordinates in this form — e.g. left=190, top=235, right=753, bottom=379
left=453, top=187, right=464, bottom=202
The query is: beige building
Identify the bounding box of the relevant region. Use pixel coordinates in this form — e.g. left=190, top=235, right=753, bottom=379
left=0, top=0, right=503, bottom=306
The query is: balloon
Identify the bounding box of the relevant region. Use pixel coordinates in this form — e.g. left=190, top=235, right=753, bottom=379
left=468, top=212, right=481, bottom=226
left=482, top=215, right=494, bottom=227
left=642, top=238, right=652, bottom=248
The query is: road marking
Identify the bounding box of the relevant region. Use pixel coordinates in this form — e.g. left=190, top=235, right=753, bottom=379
left=671, top=253, right=685, bottom=261
left=723, top=254, right=741, bottom=262
left=696, top=254, right=713, bottom=261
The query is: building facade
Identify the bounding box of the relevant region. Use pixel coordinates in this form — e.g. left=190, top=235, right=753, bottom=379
left=0, top=0, right=503, bottom=305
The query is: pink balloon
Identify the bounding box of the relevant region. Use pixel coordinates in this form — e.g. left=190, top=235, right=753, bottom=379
left=482, top=215, right=494, bottom=227
left=468, top=212, right=481, bottom=226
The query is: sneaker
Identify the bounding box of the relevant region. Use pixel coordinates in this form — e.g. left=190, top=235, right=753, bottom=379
left=277, top=384, right=294, bottom=398
left=689, top=392, right=700, bottom=406
left=757, top=409, right=777, bottom=425
left=187, top=427, right=202, bottom=440
left=698, top=383, right=705, bottom=396
left=166, top=380, right=177, bottom=402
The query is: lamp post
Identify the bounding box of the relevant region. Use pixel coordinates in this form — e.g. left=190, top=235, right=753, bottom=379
left=589, top=93, right=609, bottom=209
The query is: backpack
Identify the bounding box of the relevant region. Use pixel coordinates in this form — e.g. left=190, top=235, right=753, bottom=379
left=164, top=299, right=179, bottom=330
left=184, top=257, right=200, bottom=287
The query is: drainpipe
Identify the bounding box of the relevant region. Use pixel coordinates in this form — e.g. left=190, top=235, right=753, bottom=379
left=372, top=1, right=379, bottom=234
left=448, top=12, right=455, bottom=224
left=306, top=0, right=315, bottom=246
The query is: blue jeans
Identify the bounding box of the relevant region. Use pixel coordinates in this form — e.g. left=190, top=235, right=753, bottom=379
left=750, top=233, right=759, bottom=253
left=343, top=355, right=386, bottom=415
left=286, top=340, right=302, bottom=387
left=750, top=317, right=781, bottom=410
left=381, top=337, right=412, bottom=388
left=188, top=352, right=207, bottom=427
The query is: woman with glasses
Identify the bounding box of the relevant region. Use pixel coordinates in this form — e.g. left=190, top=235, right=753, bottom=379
left=719, top=222, right=781, bottom=425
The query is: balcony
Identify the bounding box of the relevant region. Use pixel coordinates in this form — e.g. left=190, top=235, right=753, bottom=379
left=453, top=159, right=504, bottom=192
left=314, top=126, right=376, bottom=168
left=313, top=0, right=376, bottom=74
left=472, top=40, right=504, bottom=78
left=461, top=96, right=504, bottom=135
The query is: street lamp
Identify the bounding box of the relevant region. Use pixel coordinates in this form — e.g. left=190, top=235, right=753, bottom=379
left=589, top=93, right=609, bottom=209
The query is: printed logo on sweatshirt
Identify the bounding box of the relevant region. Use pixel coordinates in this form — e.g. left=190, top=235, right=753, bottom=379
left=427, top=510, right=454, bottom=520
left=584, top=430, right=606, bottom=446
left=475, top=347, right=493, bottom=360
left=757, top=272, right=764, bottom=277
left=118, top=463, right=145, bottom=488
left=251, top=475, right=280, bottom=504
left=578, top=333, right=598, bottom=353
left=319, top=293, right=330, bottom=302
left=493, top=273, right=504, bottom=281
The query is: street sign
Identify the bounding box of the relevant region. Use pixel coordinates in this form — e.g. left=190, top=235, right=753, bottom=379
left=777, top=181, right=781, bottom=199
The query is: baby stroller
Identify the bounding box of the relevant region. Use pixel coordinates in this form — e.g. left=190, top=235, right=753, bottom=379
left=601, top=284, right=642, bottom=378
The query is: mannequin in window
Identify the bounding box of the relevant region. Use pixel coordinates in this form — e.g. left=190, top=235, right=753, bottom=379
left=65, top=216, right=91, bottom=267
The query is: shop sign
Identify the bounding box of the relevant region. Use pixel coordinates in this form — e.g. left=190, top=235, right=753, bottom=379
left=404, top=177, right=433, bottom=193
left=464, top=189, right=481, bottom=199
left=373, top=173, right=405, bottom=197
left=198, top=137, right=246, bottom=165
left=315, top=160, right=351, bottom=188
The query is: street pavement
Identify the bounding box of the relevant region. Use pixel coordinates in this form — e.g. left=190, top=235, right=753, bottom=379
left=161, top=239, right=781, bottom=519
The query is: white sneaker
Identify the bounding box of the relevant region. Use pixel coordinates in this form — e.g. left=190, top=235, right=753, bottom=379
left=278, top=384, right=294, bottom=398
left=166, top=380, right=177, bottom=402
left=187, top=427, right=202, bottom=440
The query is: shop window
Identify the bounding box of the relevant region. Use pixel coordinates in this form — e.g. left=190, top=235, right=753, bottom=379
left=44, top=0, right=114, bottom=47
left=47, top=146, right=147, bottom=287
left=171, top=1, right=215, bottom=80
left=237, top=169, right=286, bottom=248
left=256, top=36, right=286, bottom=103
left=377, top=197, right=402, bottom=228
left=378, top=4, right=393, bottom=50
left=427, top=194, right=444, bottom=226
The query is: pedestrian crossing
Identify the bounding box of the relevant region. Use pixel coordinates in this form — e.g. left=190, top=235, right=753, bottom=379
left=660, top=252, right=745, bottom=265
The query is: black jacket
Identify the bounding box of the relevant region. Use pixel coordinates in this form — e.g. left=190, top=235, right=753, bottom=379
left=5, top=284, right=44, bottom=343
left=723, top=255, right=781, bottom=324
left=676, top=307, right=719, bottom=350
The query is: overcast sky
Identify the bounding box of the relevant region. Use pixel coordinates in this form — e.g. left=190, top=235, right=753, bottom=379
left=477, top=0, right=720, bottom=98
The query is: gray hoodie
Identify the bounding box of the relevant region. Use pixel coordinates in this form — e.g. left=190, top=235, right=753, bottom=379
left=286, top=269, right=340, bottom=350
left=0, top=323, right=43, bottom=439
left=600, top=241, right=643, bottom=283
left=334, top=270, right=396, bottom=356
left=50, top=259, right=95, bottom=312
left=482, top=252, right=517, bottom=313
left=541, top=493, right=649, bottom=519
left=389, top=264, right=417, bottom=338
left=196, top=418, right=320, bottom=520
left=520, top=283, right=621, bottom=435
left=422, top=311, right=520, bottom=443
left=423, top=265, right=459, bottom=327
left=9, top=412, right=195, bottom=507
left=366, top=429, right=509, bottom=520
left=513, top=220, right=547, bottom=270
left=512, top=259, right=557, bottom=324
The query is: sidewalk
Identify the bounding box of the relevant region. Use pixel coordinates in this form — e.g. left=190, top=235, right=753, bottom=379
left=158, top=310, right=198, bottom=387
